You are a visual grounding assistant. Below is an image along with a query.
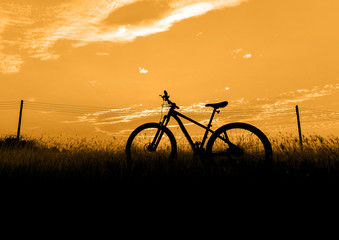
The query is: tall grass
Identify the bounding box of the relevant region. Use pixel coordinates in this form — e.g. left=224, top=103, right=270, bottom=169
left=270, top=134, right=339, bottom=183
left=0, top=134, right=338, bottom=184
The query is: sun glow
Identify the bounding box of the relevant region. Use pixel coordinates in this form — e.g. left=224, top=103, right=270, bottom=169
left=0, top=0, right=338, bottom=137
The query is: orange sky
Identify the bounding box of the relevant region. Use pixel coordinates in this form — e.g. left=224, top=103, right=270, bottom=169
left=1, top=0, right=338, bottom=138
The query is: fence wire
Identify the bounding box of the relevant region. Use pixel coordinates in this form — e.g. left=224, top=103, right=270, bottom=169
left=0, top=100, right=338, bottom=136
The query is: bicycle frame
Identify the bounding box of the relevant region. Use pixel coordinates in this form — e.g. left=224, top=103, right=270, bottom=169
left=127, top=91, right=272, bottom=162
left=154, top=106, right=219, bottom=153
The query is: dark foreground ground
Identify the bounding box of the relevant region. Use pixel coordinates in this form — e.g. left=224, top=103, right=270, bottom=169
left=1, top=158, right=338, bottom=202
left=0, top=137, right=337, bottom=238
left=0, top=136, right=338, bottom=211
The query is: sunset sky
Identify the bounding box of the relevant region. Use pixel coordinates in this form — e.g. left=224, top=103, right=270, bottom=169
left=1, top=0, right=338, bottom=138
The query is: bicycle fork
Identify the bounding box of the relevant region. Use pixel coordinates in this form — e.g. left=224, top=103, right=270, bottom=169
left=148, top=114, right=171, bottom=151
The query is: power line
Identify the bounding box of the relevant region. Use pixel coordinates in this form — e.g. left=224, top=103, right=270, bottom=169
left=2, top=100, right=338, bottom=113
left=24, top=102, right=149, bottom=116
left=24, top=106, right=96, bottom=115
left=25, top=105, right=114, bottom=112
left=0, top=108, right=18, bottom=110
left=26, top=101, right=124, bottom=111
left=2, top=99, right=339, bottom=123
left=0, top=101, right=20, bottom=103
left=23, top=104, right=336, bottom=120
left=302, top=107, right=339, bottom=114
left=0, top=103, right=20, bottom=106
left=24, top=105, right=148, bottom=116
left=0, top=104, right=19, bottom=107
left=24, top=106, right=130, bottom=115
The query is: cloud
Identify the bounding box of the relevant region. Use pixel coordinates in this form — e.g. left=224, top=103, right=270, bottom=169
left=232, top=48, right=254, bottom=59
left=0, top=2, right=32, bottom=73
left=270, top=83, right=339, bottom=107
left=81, top=2, right=216, bottom=42
left=31, top=52, right=60, bottom=61
left=139, top=67, right=148, bottom=74
left=92, top=1, right=247, bottom=43
left=223, top=84, right=338, bottom=113
left=243, top=53, right=252, bottom=59
left=0, top=0, right=247, bottom=74
left=103, top=0, right=171, bottom=25
left=196, top=31, right=203, bottom=37
left=0, top=53, right=24, bottom=73
left=95, top=52, right=110, bottom=56
left=59, top=83, right=338, bottom=136
left=0, top=0, right=134, bottom=74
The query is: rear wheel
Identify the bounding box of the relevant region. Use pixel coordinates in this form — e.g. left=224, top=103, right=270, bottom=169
left=206, top=123, right=272, bottom=172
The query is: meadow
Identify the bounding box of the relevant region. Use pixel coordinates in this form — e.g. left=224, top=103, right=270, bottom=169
left=0, top=133, right=338, bottom=188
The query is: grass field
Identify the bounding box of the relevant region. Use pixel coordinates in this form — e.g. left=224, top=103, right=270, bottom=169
left=0, top=134, right=338, bottom=188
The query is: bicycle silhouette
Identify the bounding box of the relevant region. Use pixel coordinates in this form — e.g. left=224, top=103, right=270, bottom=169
left=126, top=91, right=272, bottom=167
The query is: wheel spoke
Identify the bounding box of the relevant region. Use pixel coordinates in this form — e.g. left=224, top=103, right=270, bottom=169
left=126, top=123, right=176, bottom=162
left=207, top=123, right=272, bottom=167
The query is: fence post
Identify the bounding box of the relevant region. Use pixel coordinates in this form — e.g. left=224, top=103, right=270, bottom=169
left=296, top=105, right=303, bottom=150
left=17, top=100, right=23, bottom=140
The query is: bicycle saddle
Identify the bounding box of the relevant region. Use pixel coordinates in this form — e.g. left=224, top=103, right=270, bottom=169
left=205, top=101, right=228, bottom=109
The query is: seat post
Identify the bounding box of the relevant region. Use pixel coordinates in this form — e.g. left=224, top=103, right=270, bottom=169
left=201, top=108, right=217, bottom=148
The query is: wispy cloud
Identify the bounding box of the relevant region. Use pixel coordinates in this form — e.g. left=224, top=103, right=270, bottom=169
left=0, top=53, right=23, bottom=73
left=243, top=53, right=252, bottom=59
left=0, top=0, right=247, bottom=74
left=69, top=83, right=338, bottom=135
left=87, top=0, right=246, bottom=43
left=95, top=52, right=110, bottom=56
left=0, top=2, right=32, bottom=73
left=139, top=67, right=148, bottom=74
left=232, top=48, right=254, bottom=59
left=260, top=83, right=339, bottom=109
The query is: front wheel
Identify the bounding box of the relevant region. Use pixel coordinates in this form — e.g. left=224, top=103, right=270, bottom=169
left=125, top=123, right=177, bottom=163
left=206, top=123, right=273, bottom=171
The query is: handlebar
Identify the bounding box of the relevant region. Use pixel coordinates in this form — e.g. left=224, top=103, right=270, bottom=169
left=160, top=90, right=179, bottom=109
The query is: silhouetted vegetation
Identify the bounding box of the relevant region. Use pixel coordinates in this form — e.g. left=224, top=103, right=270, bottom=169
left=0, top=134, right=338, bottom=187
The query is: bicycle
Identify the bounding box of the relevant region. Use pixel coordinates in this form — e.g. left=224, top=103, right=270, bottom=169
left=125, top=91, right=273, bottom=168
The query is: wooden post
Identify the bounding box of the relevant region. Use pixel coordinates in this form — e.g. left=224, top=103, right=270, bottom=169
left=296, top=105, right=303, bottom=150
left=17, top=100, right=23, bottom=140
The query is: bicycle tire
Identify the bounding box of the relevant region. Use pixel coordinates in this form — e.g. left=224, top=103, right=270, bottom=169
left=125, top=122, right=177, bottom=162
left=206, top=122, right=273, bottom=167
